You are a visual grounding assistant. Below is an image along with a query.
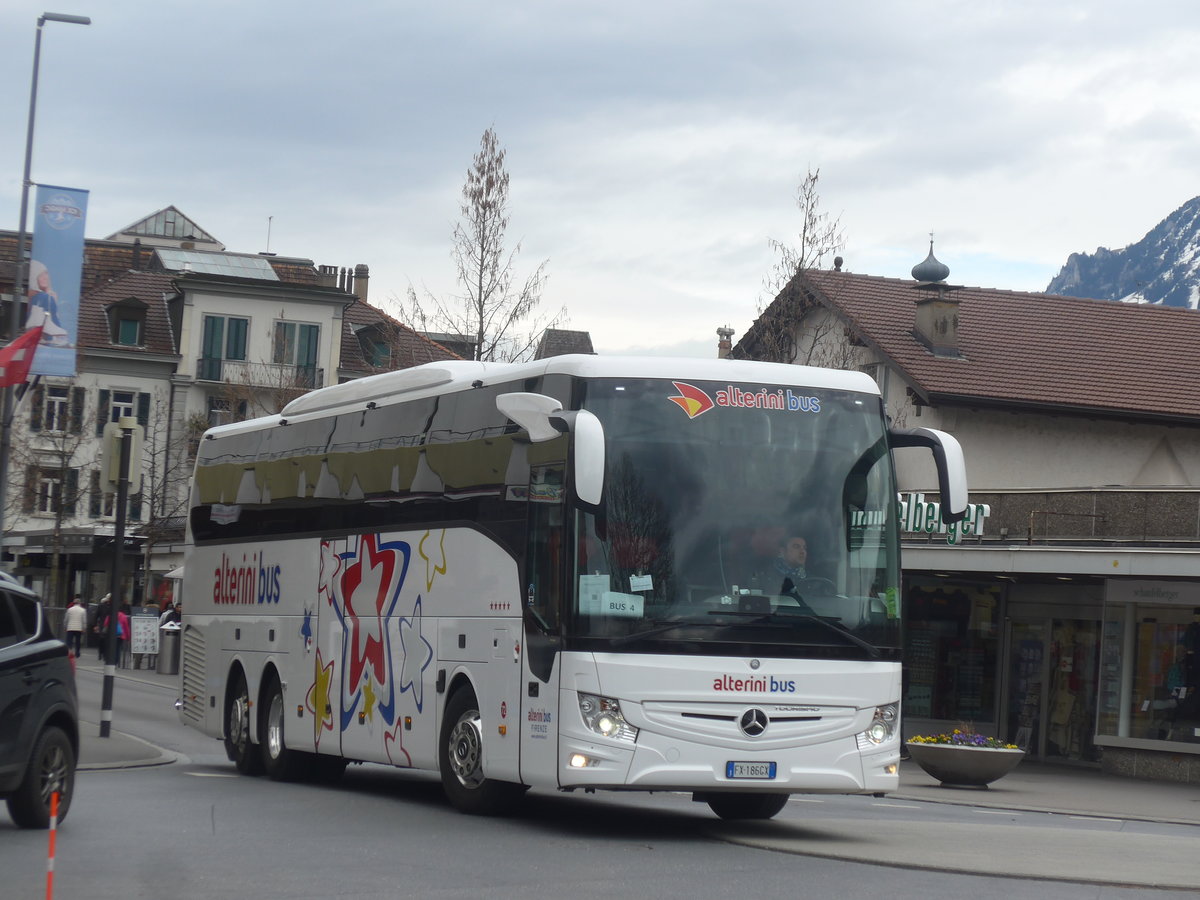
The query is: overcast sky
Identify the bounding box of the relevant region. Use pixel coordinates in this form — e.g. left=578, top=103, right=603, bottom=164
left=2, top=1, right=1198, bottom=357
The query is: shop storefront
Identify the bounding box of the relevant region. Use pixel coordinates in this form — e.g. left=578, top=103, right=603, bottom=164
left=903, top=541, right=1200, bottom=780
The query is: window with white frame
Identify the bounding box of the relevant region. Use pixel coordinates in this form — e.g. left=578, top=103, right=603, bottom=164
left=44, top=387, right=71, bottom=433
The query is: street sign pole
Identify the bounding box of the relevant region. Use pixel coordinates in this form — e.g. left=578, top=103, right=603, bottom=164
left=99, top=417, right=134, bottom=739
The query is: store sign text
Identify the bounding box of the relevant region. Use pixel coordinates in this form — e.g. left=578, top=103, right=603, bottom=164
left=900, top=492, right=990, bottom=545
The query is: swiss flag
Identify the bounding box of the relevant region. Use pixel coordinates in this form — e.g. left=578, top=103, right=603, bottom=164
left=0, top=326, right=44, bottom=388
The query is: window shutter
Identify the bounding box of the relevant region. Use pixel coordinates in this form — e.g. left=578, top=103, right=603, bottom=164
left=89, top=470, right=101, bottom=517
left=22, top=466, right=36, bottom=512
left=137, top=392, right=150, bottom=427
left=96, top=389, right=110, bottom=436
left=70, top=387, right=85, bottom=434
left=30, top=385, right=44, bottom=432
left=65, top=468, right=79, bottom=516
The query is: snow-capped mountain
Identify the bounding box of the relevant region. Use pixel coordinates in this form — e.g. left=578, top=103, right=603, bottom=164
left=1045, top=196, right=1200, bottom=309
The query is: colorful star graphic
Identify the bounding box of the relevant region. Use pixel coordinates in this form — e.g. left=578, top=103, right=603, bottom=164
left=394, top=596, right=434, bottom=715
left=305, top=649, right=336, bottom=747
left=419, top=529, right=447, bottom=591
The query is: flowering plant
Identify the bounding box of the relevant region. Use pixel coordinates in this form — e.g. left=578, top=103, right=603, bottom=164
left=907, top=728, right=1019, bottom=749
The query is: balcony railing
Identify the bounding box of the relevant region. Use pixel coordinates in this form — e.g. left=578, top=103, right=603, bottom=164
left=196, top=358, right=323, bottom=389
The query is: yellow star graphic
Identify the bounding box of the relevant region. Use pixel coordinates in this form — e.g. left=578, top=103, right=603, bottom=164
left=306, top=649, right=335, bottom=745
left=419, top=529, right=447, bottom=591
left=362, top=675, right=377, bottom=722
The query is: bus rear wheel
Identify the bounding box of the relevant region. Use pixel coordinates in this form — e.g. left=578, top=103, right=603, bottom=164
left=439, top=688, right=525, bottom=815
left=261, top=673, right=308, bottom=781
left=699, top=792, right=789, bottom=820
left=225, top=671, right=263, bottom=775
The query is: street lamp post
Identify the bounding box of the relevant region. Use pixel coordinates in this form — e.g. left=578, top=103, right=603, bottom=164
left=0, top=12, right=91, bottom=566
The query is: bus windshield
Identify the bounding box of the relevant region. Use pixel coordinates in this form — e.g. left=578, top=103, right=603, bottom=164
left=570, top=377, right=901, bottom=658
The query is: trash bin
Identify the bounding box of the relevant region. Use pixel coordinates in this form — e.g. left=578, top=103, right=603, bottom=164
left=157, top=622, right=181, bottom=675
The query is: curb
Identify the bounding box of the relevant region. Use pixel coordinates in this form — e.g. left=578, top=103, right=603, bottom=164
left=77, top=721, right=182, bottom=771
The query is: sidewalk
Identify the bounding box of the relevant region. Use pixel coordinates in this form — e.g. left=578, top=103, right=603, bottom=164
left=75, top=657, right=181, bottom=771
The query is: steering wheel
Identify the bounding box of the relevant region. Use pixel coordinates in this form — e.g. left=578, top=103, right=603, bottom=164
left=796, top=577, right=838, bottom=597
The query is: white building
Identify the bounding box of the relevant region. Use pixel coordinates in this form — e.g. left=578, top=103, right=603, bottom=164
left=735, top=248, right=1200, bottom=782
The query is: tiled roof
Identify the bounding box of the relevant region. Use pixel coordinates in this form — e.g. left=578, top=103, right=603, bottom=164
left=340, top=299, right=461, bottom=375
left=535, top=328, right=595, bottom=359
left=79, top=270, right=178, bottom=356
left=787, top=269, right=1200, bottom=422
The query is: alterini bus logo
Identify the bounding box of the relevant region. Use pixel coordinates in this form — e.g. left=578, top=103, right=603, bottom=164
left=669, top=381, right=821, bottom=419
left=669, top=382, right=715, bottom=418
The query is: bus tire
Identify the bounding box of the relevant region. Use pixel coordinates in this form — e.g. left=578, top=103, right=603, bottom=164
left=699, top=792, right=789, bottom=820
left=225, top=670, right=264, bottom=775
left=439, top=687, right=525, bottom=815
left=261, top=673, right=308, bottom=782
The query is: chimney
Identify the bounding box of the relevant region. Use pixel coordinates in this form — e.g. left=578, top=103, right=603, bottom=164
left=716, top=326, right=734, bottom=359
left=353, top=263, right=369, bottom=301
left=317, top=265, right=338, bottom=288
left=910, top=241, right=961, bottom=357
left=132, top=238, right=142, bottom=271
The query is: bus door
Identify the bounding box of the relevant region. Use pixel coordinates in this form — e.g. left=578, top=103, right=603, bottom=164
left=519, top=469, right=567, bottom=788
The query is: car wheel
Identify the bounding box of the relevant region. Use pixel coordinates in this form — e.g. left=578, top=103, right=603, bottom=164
left=7, top=726, right=75, bottom=829
left=438, top=688, right=525, bottom=815
left=225, top=671, right=263, bottom=775
left=701, top=792, right=789, bottom=820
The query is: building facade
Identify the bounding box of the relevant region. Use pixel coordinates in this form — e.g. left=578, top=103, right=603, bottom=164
left=0, top=207, right=459, bottom=618
left=734, top=251, right=1200, bottom=782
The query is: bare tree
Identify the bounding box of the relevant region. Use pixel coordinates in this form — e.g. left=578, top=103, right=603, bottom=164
left=136, top=394, right=205, bottom=599
left=404, top=127, right=565, bottom=362
left=5, top=380, right=95, bottom=611
left=735, top=168, right=847, bottom=364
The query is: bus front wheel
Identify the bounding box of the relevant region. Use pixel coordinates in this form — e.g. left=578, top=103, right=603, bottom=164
left=698, top=792, right=789, bottom=820
left=439, top=688, right=525, bottom=815
left=225, top=671, right=263, bottom=775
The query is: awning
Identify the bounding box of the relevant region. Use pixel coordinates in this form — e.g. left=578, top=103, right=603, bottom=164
left=164, top=567, right=185, bottom=580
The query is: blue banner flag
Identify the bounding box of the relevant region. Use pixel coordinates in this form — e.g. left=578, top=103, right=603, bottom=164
left=27, top=184, right=88, bottom=377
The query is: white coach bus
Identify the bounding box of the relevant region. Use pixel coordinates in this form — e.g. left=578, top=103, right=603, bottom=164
left=179, top=354, right=966, bottom=819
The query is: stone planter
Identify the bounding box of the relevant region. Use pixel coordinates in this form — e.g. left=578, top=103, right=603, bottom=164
left=905, top=742, right=1025, bottom=788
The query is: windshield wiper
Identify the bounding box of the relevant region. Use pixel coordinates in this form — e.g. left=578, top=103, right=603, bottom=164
left=772, top=613, right=881, bottom=658
left=607, top=615, right=727, bottom=647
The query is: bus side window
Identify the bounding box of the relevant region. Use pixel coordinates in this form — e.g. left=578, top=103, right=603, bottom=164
left=524, top=464, right=564, bottom=635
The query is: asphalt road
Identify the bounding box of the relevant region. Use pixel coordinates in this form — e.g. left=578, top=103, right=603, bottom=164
left=10, top=664, right=1194, bottom=899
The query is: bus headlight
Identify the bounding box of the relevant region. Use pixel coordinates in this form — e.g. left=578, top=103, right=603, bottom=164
left=858, top=702, right=899, bottom=746
left=578, top=693, right=638, bottom=743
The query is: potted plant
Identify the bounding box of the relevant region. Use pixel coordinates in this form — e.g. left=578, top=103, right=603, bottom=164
left=905, top=728, right=1024, bottom=788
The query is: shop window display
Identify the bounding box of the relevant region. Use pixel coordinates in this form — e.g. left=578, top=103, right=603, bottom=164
left=904, top=580, right=1000, bottom=723
left=1099, top=601, right=1200, bottom=745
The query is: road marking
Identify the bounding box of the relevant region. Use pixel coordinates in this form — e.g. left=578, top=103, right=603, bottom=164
left=791, top=798, right=825, bottom=803
left=1069, top=815, right=1122, bottom=823
left=872, top=802, right=921, bottom=809
left=184, top=772, right=238, bottom=778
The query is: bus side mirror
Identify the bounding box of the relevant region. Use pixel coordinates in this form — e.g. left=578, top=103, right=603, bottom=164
left=889, top=426, right=968, bottom=523
left=496, top=393, right=606, bottom=508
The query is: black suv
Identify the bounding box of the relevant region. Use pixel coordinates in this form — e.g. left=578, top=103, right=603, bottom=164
left=0, top=574, right=78, bottom=828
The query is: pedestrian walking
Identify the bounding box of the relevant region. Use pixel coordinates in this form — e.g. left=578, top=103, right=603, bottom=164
left=94, top=594, right=111, bottom=660
left=63, top=597, right=86, bottom=657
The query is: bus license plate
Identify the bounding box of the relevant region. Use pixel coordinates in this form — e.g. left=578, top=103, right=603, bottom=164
left=726, top=761, right=777, bottom=779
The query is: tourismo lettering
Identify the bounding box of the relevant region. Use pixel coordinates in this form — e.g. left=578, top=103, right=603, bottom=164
left=712, top=674, right=797, bottom=693
left=213, top=552, right=282, bottom=605
left=714, top=386, right=820, bottom=413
